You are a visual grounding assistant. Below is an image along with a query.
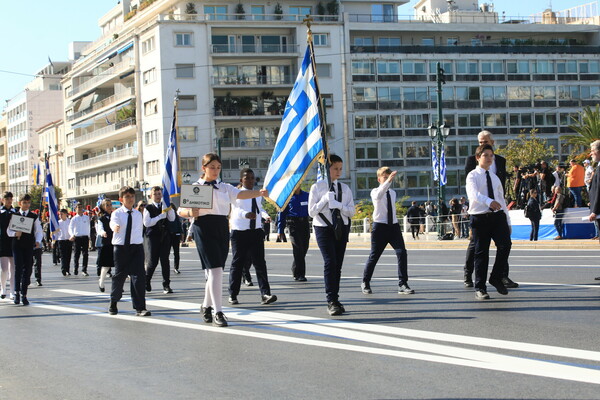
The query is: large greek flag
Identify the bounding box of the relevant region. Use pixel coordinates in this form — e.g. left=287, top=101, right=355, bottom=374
left=162, top=108, right=179, bottom=208
left=431, top=143, right=447, bottom=185
left=44, top=158, right=59, bottom=233
left=263, top=46, right=324, bottom=210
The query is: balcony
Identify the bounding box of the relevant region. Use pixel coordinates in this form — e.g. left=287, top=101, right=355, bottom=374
left=72, top=146, right=138, bottom=173
left=67, top=59, right=135, bottom=98
left=71, top=118, right=136, bottom=148
left=160, top=13, right=340, bottom=23
left=211, top=43, right=298, bottom=55
left=218, top=137, right=276, bottom=148
left=350, top=44, right=600, bottom=55
left=211, top=75, right=293, bottom=86
left=67, top=88, right=135, bottom=122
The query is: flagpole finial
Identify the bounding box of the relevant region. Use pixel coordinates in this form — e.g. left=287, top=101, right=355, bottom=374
left=303, top=15, right=313, bottom=41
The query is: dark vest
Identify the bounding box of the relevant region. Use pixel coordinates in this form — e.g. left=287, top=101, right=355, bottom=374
left=14, top=211, right=38, bottom=248
left=145, top=204, right=168, bottom=237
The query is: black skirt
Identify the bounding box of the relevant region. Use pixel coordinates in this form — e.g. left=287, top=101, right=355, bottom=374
left=192, top=215, right=229, bottom=269
left=96, top=242, right=114, bottom=267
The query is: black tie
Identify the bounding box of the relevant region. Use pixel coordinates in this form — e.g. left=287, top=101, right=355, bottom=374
left=204, top=180, right=218, bottom=189
left=250, top=198, right=258, bottom=230
left=330, top=183, right=338, bottom=228
left=125, top=210, right=133, bottom=246
left=157, top=203, right=162, bottom=212
left=485, top=171, right=495, bottom=200
left=386, top=190, right=394, bottom=225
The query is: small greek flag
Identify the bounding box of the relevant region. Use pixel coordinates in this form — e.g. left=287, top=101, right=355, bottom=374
left=162, top=107, right=179, bottom=208
left=32, top=163, right=41, bottom=185
left=431, top=143, right=447, bottom=186
left=263, top=45, right=324, bottom=210
left=44, top=158, right=59, bottom=233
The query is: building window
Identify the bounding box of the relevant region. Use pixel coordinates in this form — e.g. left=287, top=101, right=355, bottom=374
left=175, top=32, right=193, bottom=46
left=404, top=114, right=429, bottom=129
left=251, top=5, right=265, bottom=20
left=178, top=95, right=197, bottom=110
left=354, top=115, right=378, bottom=130
left=289, top=6, right=311, bottom=16
left=179, top=126, right=197, bottom=141
left=482, top=87, right=507, bottom=101
left=507, top=61, right=530, bottom=74
left=352, top=87, right=377, bottom=102
left=204, top=5, right=228, bottom=20
left=313, top=33, right=329, bottom=47
left=144, top=129, right=159, bottom=145
left=371, top=4, right=395, bottom=22
left=377, top=61, right=400, bottom=75
left=483, top=113, right=507, bottom=126
left=67, top=156, right=74, bottom=165
left=353, top=37, right=373, bottom=46
left=142, top=36, right=155, bottom=54
left=316, top=63, right=331, bottom=78
left=355, top=143, right=378, bottom=160
left=377, top=37, right=401, bottom=46
left=456, top=87, right=480, bottom=101
left=402, top=61, right=426, bottom=74
left=181, top=157, right=198, bottom=171
left=321, top=94, right=333, bottom=108
left=455, top=61, right=478, bottom=74
left=351, top=61, right=375, bottom=75
left=143, top=68, right=156, bottom=84
left=175, top=63, right=195, bottom=78
left=532, top=60, right=555, bottom=74
left=144, top=99, right=158, bottom=116
left=402, top=87, right=427, bottom=101
left=447, top=37, right=459, bottom=45
left=481, top=62, right=503, bottom=74
left=381, top=142, right=403, bottom=159
left=68, top=179, right=75, bottom=190
left=422, top=37, right=434, bottom=46
left=508, top=86, right=531, bottom=100
left=146, top=160, right=160, bottom=175
left=533, top=86, right=556, bottom=100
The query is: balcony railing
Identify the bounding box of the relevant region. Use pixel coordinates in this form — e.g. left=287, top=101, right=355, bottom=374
left=218, top=138, right=277, bottom=148
left=212, top=75, right=293, bottom=86
left=211, top=43, right=298, bottom=54
left=348, top=13, right=596, bottom=25
left=67, top=59, right=135, bottom=98
left=67, top=88, right=135, bottom=122
left=72, top=146, right=138, bottom=172
left=159, top=13, right=340, bottom=23
left=350, top=44, right=600, bottom=55
left=72, top=118, right=136, bottom=146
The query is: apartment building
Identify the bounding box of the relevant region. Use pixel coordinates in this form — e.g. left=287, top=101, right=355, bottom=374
left=37, top=120, right=66, bottom=197
left=61, top=0, right=600, bottom=205
left=0, top=113, right=7, bottom=192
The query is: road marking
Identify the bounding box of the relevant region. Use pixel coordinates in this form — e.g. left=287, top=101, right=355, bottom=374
left=36, top=288, right=600, bottom=385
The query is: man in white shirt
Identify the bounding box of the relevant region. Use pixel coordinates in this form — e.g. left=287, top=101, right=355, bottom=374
left=308, top=155, right=356, bottom=316
left=466, top=144, right=512, bottom=300
left=228, top=169, right=276, bottom=305
left=55, top=209, right=73, bottom=276
left=68, top=203, right=90, bottom=276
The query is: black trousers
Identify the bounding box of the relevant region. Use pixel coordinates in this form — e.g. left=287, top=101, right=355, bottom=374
left=470, top=212, right=512, bottom=291
left=287, top=217, right=310, bottom=279
left=12, top=242, right=33, bottom=296
left=363, top=223, right=408, bottom=285
left=464, top=232, right=511, bottom=280
left=315, top=225, right=349, bottom=303
left=52, top=241, right=61, bottom=264
left=170, top=233, right=181, bottom=270
left=529, top=218, right=540, bottom=241
left=73, top=236, right=89, bottom=272
left=59, top=240, right=73, bottom=273
left=229, top=229, right=271, bottom=297
left=111, top=244, right=146, bottom=311
left=145, top=232, right=171, bottom=288
left=33, top=247, right=42, bottom=283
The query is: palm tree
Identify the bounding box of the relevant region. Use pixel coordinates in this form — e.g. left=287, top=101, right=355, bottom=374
left=562, top=105, right=600, bottom=149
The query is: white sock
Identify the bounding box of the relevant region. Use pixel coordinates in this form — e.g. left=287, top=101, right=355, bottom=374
left=99, top=266, right=110, bottom=288
left=203, top=268, right=223, bottom=312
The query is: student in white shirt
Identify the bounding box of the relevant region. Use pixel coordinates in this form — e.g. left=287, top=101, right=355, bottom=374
left=308, top=154, right=355, bottom=316
left=55, top=209, right=73, bottom=276
left=466, top=144, right=512, bottom=300
left=228, top=168, right=276, bottom=306
left=68, top=203, right=90, bottom=276
left=178, top=153, right=268, bottom=327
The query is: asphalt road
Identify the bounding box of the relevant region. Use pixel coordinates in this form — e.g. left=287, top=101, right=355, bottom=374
left=1, top=244, right=599, bottom=400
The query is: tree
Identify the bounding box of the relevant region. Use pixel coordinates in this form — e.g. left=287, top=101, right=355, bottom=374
left=28, top=185, right=64, bottom=214
left=495, top=130, right=556, bottom=171
left=561, top=105, right=600, bottom=158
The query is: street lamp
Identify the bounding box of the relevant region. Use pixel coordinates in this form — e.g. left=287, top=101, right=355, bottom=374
left=239, top=159, right=250, bottom=170
left=182, top=172, right=191, bottom=184
left=140, top=181, right=149, bottom=200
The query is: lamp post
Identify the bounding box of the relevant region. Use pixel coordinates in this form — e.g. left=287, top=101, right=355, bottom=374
left=182, top=172, right=191, bottom=184
left=429, top=61, right=450, bottom=239
left=140, top=181, right=149, bottom=200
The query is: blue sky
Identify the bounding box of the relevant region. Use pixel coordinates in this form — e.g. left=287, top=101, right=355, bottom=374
left=0, top=0, right=585, bottom=108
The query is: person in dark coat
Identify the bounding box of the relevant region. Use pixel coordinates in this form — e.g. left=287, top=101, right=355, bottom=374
left=96, top=199, right=114, bottom=292
left=406, top=201, right=421, bottom=240
left=525, top=188, right=542, bottom=241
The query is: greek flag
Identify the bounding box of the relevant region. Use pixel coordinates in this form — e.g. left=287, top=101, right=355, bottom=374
left=162, top=108, right=179, bottom=208
left=97, top=193, right=105, bottom=208
left=431, top=143, right=447, bottom=185
left=263, top=46, right=324, bottom=210
left=44, top=158, right=59, bottom=234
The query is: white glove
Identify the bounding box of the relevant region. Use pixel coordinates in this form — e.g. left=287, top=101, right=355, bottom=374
left=329, top=199, right=342, bottom=210
left=327, top=192, right=336, bottom=202
left=159, top=212, right=167, bottom=220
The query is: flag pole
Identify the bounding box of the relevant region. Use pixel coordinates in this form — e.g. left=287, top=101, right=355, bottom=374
left=174, top=90, right=181, bottom=191
left=303, top=15, right=331, bottom=187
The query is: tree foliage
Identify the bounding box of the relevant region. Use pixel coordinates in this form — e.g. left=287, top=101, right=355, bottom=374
left=28, top=185, right=64, bottom=214
left=561, top=105, right=600, bottom=158
left=495, top=131, right=555, bottom=171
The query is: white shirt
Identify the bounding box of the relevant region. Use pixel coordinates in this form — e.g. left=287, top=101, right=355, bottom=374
left=6, top=210, right=43, bottom=244
left=143, top=201, right=176, bottom=227
left=110, top=206, right=144, bottom=245
left=585, top=165, right=594, bottom=188
left=56, top=218, right=71, bottom=240
left=308, top=179, right=355, bottom=227
left=230, top=188, right=269, bottom=231
left=68, top=213, right=90, bottom=237
left=192, top=179, right=240, bottom=217
left=466, top=166, right=511, bottom=225
left=552, top=170, right=560, bottom=188
left=370, top=179, right=398, bottom=224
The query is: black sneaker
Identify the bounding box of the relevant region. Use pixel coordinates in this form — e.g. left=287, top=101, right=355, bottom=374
left=464, top=280, right=474, bottom=288
left=327, top=301, right=343, bottom=316
left=136, top=309, right=151, bottom=316
left=108, top=302, right=118, bottom=315
left=297, top=276, right=307, bottom=282
left=65, top=271, right=71, bottom=276
left=361, top=282, right=372, bottom=294
left=502, top=277, right=519, bottom=288
left=201, top=306, right=213, bottom=323
left=81, top=271, right=89, bottom=277
left=145, top=281, right=152, bottom=292
left=74, top=269, right=78, bottom=276
left=174, top=267, right=181, bottom=274
left=36, top=280, right=42, bottom=287
left=228, top=296, right=239, bottom=305
left=489, top=278, right=508, bottom=295
left=261, top=294, right=277, bottom=304
left=163, top=286, right=173, bottom=294
left=13, top=293, right=20, bottom=305
left=213, top=311, right=228, bottom=327
left=244, top=279, right=254, bottom=287
left=22, top=296, right=29, bottom=306
left=475, top=290, right=490, bottom=300
left=398, top=284, right=415, bottom=295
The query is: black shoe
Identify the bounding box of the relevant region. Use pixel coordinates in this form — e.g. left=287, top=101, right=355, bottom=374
left=146, top=282, right=152, bottom=292
left=0, top=294, right=5, bottom=299
left=297, top=276, right=307, bottom=282
left=62, top=271, right=67, bottom=276
left=489, top=279, right=508, bottom=295
left=108, top=302, right=118, bottom=315
left=163, top=286, right=173, bottom=294
left=74, top=269, right=78, bottom=276
left=65, top=271, right=71, bottom=276
left=36, top=281, right=42, bottom=287
left=81, top=271, right=89, bottom=277
left=361, top=282, right=372, bottom=294
left=201, top=306, right=213, bottom=323
left=327, top=301, right=343, bottom=316
left=244, top=279, right=254, bottom=287
left=21, top=296, right=29, bottom=306
left=596, top=276, right=600, bottom=281
left=475, top=290, right=490, bottom=300
left=398, top=284, right=415, bottom=295
left=106, top=272, right=112, bottom=278
left=228, top=296, right=239, bottom=305
left=174, top=267, right=180, bottom=274
left=464, top=280, right=474, bottom=288
left=13, top=293, right=20, bottom=305
left=502, top=277, right=519, bottom=288
left=136, top=309, right=151, bottom=316
left=99, top=285, right=105, bottom=293
left=261, top=294, right=277, bottom=304
left=213, top=311, right=228, bottom=327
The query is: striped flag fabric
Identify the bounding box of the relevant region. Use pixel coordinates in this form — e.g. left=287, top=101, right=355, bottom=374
left=431, top=143, right=447, bottom=185
left=32, top=163, right=41, bottom=185
left=162, top=108, right=179, bottom=208
left=44, top=158, right=60, bottom=234
left=263, top=45, right=324, bottom=210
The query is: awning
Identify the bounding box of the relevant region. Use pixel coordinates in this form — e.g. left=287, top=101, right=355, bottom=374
left=72, top=100, right=132, bottom=129
left=117, top=42, right=133, bottom=54
left=77, top=92, right=97, bottom=112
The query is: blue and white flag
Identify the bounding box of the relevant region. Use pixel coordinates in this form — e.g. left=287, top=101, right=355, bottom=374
left=32, top=163, right=41, bottom=185
left=44, top=158, right=60, bottom=234
left=263, top=46, right=324, bottom=210
left=431, top=143, right=447, bottom=186
left=97, top=193, right=105, bottom=208
left=162, top=108, right=179, bottom=208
